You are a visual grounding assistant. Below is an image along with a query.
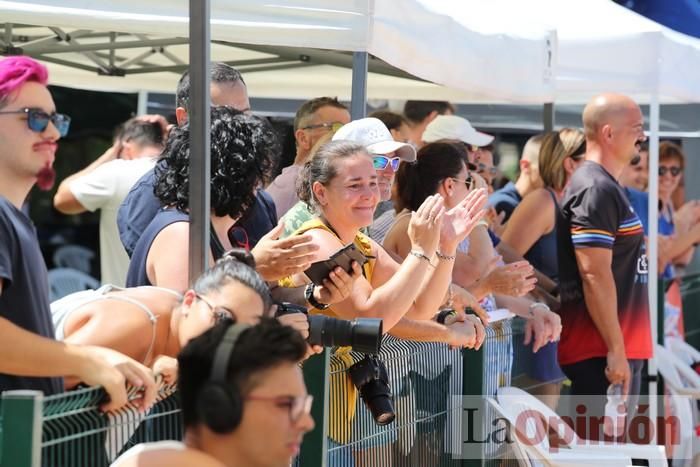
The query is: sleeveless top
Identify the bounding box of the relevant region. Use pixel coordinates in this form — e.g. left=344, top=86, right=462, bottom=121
left=278, top=218, right=375, bottom=444
left=126, top=208, right=190, bottom=287
left=279, top=218, right=375, bottom=290
left=51, top=285, right=181, bottom=364
left=523, top=188, right=559, bottom=282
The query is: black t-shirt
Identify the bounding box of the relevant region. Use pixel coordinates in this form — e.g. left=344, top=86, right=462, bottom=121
left=556, top=161, right=651, bottom=365
left=0, top=197, right=63, bottom=395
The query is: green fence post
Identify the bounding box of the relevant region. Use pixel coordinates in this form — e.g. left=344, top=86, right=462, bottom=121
left=299, top=348, right=329, bottom=467
left=0, top=390, right=43, bottom=467
left=461, top=344, right=484, bottom=467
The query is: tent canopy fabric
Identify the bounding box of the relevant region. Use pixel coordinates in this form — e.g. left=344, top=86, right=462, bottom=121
left=0, top=0, right=556, bottom=103
left=1, top=0, right=700, bottom=104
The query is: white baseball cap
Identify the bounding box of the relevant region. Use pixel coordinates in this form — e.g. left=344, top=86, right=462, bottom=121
left=332, top=117, right=416, bottom=162
left=422, top=115, right=494, bottom=147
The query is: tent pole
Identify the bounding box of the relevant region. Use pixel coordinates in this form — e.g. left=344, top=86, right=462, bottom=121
left=647, top=93, right=660, bottom=442
left=188, top=0, right=211, bottom=285
left=543, top=102, right=555, bottom=131
left=350, top=51, right=368, bottom=119
left=136, top=91, right=148, bottom=116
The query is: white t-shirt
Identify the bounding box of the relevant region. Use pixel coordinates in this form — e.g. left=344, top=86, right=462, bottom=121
left=70, top=157, right=156, bottom=286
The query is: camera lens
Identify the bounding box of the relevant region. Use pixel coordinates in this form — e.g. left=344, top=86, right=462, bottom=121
left=307, top=315, right=382, bottom=354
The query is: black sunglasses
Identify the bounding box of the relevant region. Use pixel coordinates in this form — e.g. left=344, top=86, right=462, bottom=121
left=659, top=166, right=682, bottom=177
left=0, top=107, right=71, bottom=137
left=228, top=225, right=251, bottom=251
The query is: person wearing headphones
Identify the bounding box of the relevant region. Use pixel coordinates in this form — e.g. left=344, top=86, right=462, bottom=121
left=111, top=318, right=313, bottom=467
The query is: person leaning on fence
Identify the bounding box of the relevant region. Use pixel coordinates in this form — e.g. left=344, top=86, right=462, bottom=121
left=278, top=140, right=488, bottom=447
left=112, top=318, right=313, bottom=467
left=52, top=250, right=273, bottom=385
left=0, top=55, right=156, bottom=411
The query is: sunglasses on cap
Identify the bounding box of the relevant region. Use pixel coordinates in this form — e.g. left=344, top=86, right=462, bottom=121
left=301, top=122, right=344, bottom=132
left=372, top=155, right=401, bottom=172
left=0, top=107, right=71, bottom=137
left=659, top=166, right=682, bottom=177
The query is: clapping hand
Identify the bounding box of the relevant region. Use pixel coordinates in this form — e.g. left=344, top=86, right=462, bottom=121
left=440, top=188, right=488, bottom=252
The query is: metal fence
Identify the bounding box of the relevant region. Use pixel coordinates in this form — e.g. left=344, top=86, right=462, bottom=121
left=0, top=383, right=180, bottom=467
left=295, top=318, right=552, bottom=467
left=0, top=317, right=569, bottom=467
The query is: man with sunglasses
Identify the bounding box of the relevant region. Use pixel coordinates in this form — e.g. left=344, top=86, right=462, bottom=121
left=0, top=56, right=156, bottom=410
left=113, top=318, right=314, bottom=467
left=267, top=97, right=351, bottom=219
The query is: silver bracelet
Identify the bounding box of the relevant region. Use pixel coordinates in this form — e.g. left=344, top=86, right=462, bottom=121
left=436, top=250, right=456, bottom=261
left=528, top=302, right=550, bottom=317
left=409, top=250, right=434, bottom=267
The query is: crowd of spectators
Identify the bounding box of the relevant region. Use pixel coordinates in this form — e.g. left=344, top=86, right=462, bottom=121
left=1, top=54, right=694, bottom=465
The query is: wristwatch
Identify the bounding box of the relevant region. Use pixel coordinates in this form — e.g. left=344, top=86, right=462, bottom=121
left=305, top=283, right=330, bottom=310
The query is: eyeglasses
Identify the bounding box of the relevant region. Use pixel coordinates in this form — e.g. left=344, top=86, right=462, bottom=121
left=0, top=107, right=71, bottom=137
left=195, top=294, right=236, bottom=324
left=475, top=162, right=497, bottom=177
left=372, top=155, right=401, bottom=172
left=659, top=166, right=682, bottom=177
left=301, top=122, right=344, bottom=133
left=451, top=175, right=475, bottom=191
left=246, top=394, right=313, bottom=424
left=228, top=226, right=250, bottom=251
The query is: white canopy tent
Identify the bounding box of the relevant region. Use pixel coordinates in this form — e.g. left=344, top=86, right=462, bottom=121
left=4, top=0, right=700, bottom=442
left=0, top=0, right=557, bottom=103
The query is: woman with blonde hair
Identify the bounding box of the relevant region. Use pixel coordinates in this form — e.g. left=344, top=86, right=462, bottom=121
left=499, top=127, right=585, bottom=407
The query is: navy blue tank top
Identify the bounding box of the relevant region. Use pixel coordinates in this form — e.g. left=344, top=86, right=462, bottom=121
left=126, top=208, right=190, bottom=287
left=523, top=189, right=559, bottom=282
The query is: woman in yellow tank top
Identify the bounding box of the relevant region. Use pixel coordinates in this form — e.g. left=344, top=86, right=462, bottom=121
left=283, top=140, right=488, bottom=329
left=279, top=140, right=487, bottom=444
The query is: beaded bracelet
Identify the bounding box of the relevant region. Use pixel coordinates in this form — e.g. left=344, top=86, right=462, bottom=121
left=436, top=251, right=456, bottom=261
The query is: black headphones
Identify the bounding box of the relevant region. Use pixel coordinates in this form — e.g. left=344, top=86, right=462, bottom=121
left=196, top=322, right=250, bottom=433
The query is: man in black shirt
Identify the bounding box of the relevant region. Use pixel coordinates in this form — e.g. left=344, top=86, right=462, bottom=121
left=0, top=56, right=155, bottom=410
left=557, top=93, right=651, bottom=437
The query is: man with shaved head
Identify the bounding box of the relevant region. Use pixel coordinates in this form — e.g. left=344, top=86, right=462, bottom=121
left=556, top=94, right=651, bottom=439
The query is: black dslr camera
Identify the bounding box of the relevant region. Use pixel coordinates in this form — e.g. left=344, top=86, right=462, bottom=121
left=275, top=303, right=395, bottom=425
left=275, top=302, right=383, bottom=354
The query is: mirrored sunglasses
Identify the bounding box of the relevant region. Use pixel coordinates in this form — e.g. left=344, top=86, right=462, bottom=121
left=476, top=162, right=497, bottom=176
left=0, top=107, right=71, bottom=137
left=372, top=155, right=401, bottom=172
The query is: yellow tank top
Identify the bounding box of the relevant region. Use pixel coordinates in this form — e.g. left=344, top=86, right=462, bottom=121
left=278, top=218, right=375, bottom=444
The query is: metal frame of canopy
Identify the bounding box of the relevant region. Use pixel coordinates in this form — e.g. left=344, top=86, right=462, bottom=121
left=0, top=23, right=420, bottom=87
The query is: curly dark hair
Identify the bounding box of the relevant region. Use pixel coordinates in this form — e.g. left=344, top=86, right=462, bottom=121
left=154, top=106, right=278, bottom=219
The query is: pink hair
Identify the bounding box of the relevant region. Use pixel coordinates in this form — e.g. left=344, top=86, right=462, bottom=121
left=0, top=56, right=48, bottom=106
